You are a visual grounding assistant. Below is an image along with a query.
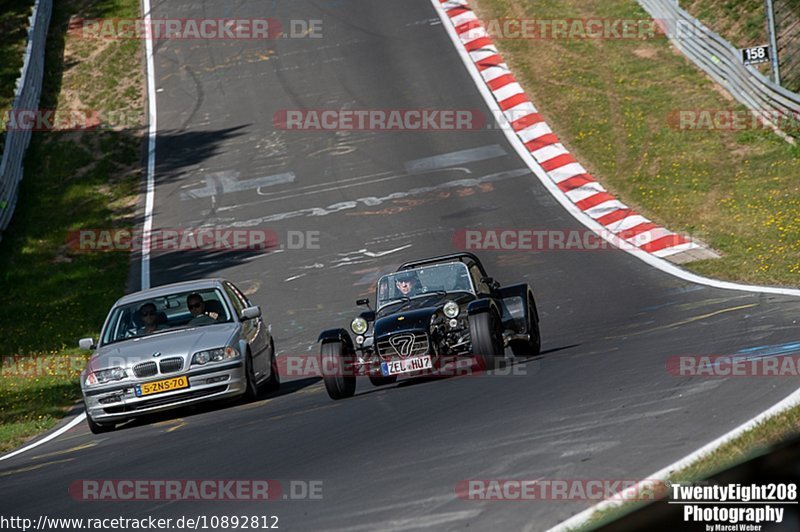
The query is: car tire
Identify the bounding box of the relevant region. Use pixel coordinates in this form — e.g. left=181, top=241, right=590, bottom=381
left=263, top=340, right=281, bottom=394
left=321, top=341, right=356, bottom=400
left=369, top=373, right=397, bottom=387
left=511, top=296, right=541, bottom=358
left=86, top=414, right=115, bottom=435
left=469, top=310, right=504, bottom=370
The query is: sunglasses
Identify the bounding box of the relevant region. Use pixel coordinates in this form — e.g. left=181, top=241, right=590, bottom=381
left=140, top=310, right=155, bottom=317
left=188, top=303, right=203, bottom=310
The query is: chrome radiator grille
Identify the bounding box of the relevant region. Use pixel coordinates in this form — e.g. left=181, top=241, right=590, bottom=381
left=159, top=357, right=183, bottom=374
left=133, top=361, right=158, bottom=378
left=377, top=332, right=429, bottom=359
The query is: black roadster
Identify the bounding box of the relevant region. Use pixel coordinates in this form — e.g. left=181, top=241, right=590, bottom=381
left=317, top=253, right=541, bottom=400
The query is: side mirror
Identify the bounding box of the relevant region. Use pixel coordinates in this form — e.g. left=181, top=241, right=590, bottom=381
left=79, top=338, right=96, bottom=350
left=356, top=298, right=370, bottom=307
left=242, top=306, right=262, bottom=320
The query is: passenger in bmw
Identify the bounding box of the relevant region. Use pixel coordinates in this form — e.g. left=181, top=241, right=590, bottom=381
left=186, top=293, right=217, bottom=325
left=137, top=303, right=166, bottom=335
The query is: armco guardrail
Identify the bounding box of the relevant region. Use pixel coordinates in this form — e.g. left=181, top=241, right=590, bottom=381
left=638, top=0, right=800, bottom=143
left=0, top=0, right=53, bottom=242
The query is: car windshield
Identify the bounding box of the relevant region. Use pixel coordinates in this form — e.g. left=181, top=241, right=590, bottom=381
left=376, top=262, right=474, bottom=309
left=100, top=288, right=233, bottom=345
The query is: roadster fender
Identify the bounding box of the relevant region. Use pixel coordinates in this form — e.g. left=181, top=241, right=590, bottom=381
left=497, top=284, right=535, bottom=334
left=318, top=328, right=356, bottom=352
left=467, top=298, right=501, bottom=317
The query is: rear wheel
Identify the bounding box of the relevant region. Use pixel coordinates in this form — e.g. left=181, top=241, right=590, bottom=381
left=86, top=414, right=114, bottom=435
left=321, top=341, right=356, bottom=400
left=469, top=310, right=504, bottom=370
left=511, top=296, right=541, bottom=358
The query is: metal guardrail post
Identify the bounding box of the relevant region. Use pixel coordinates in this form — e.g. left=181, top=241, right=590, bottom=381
left=765, top=0, right=782, bottom=85
left=0, top=0, right=53, bottom=242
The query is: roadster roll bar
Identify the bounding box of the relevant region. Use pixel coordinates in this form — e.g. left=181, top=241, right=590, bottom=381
left=398, top=252, right=488, bottom=277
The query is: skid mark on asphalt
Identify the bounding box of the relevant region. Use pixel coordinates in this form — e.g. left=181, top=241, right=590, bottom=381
left=0, top=458, right=74, bottom=477
left=604, top=303, right=759, bottom=339
left=212, top=169, right=531, bottom=227
left=31, top=441, right=98, bottom=461
left=165, top=420, right=187, bottom=433
left=154, top=418, right=186, bottom=432
left=180, top=171, right=295, bottom=200
left=231, top=404, right=338, bottom=429
left=404, top=144, right=507, bottom=173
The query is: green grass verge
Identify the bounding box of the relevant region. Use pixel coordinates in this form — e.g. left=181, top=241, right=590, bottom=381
left=0, top=0, right=142, bottom=453
left=684, top=0, right=767, bottom=47
left=474, top=0, right=800, bottom=286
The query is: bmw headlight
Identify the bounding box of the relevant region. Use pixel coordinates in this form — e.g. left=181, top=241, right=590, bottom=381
left=443, top=300, right=460, bottom=319
left=86, top=367, right=127, bottom=386
left=351, top=317, right=368, bottom=335
left=192, top=346, right=239, bottom=366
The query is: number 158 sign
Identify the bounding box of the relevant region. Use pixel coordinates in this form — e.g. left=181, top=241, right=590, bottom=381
left=742, top=45, right=771, bottom=66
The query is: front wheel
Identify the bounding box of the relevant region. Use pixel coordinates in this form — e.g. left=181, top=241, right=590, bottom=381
left=245, top=351, right=262, bottom=400
left=263, top=340, right=281, bottom=393
left=469, top=310, right=504, bottom=370
left=321, top=341, right=356, bottom=400
left=86, top=414, right=115, bottom=435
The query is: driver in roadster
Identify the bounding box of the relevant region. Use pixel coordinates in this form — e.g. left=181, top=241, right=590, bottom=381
left=395, top=271, right=422, bottom=297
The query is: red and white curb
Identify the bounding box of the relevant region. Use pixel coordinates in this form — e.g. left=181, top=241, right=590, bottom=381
left=437, top=0, right=717, bottom=264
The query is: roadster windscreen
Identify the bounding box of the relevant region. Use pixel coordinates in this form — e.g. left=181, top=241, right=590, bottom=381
left=376, top=262, right=475, bottom=308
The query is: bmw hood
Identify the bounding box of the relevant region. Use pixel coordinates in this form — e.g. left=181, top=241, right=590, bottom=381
left=86, top=323, right=240, bottom=374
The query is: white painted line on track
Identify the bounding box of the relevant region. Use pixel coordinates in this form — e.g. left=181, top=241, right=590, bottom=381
left=141, top=0, right=158, bottom=290
left=0, top=413, right=86, bottom=463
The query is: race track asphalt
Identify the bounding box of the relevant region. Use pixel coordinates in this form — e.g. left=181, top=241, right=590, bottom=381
left=2, top=1, right=799, bottom=530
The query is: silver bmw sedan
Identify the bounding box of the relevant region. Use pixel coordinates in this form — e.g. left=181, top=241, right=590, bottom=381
left=79, top=278, right=279, bottom=433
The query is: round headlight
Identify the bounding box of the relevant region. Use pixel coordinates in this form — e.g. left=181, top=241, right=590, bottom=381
left=351, top=317, right=368, bottom=335
left=443, top=300, right=460, bottom=319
